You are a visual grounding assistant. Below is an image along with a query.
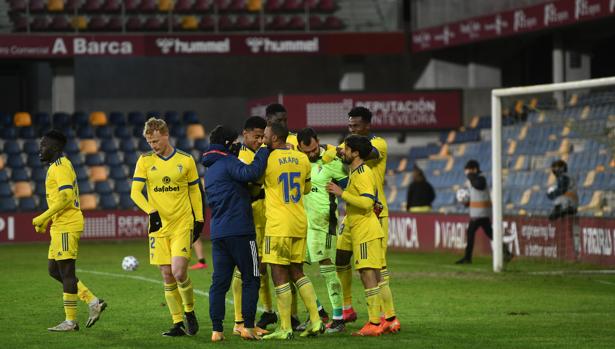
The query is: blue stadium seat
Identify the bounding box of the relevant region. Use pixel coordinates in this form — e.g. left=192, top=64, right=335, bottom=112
left=138, top=138, right=150, bottom=152
left=96, top=126, right=114, bottom=139
left=176, top=138, right=193, bottom=151
left=0, top=112, right=13, bottom=127
left=68, top=154, right=85, bottom=167
left=146, top=111, right=161, bottom=119
left=95, top=181, right=113, bottom=194
left=52, top=112, right=71, bottom=128
left=194, top=138, right=209, bottom=152
left=85, top=154, right=104, bottom=166
left=73, top=111, right=89, bottom=127
left=0, top=182, right=12, bottom=197
left=27, top=153, right=43, bottom=169
left=23, top=140, right=39, bottom=154
left=109, top=165, right=126, bottom=180
left=75, top=166, right=89, bottom=182
left=183, top=111, right=199, bottom=124
left=0, top=198, right=17, bottom=212
left=100, top=193, right=117, bottom=209
left=7, top=154, right=25, bottom=168
left=119, top=193, right=135, bottom=209
left=100, top=140, right=119, bottom=153
left=3, top=140, right=21, bottom=155
left=109, top=112, right=127, bottom=126
left=133, top=126, right=144, bottom=137
left=19, top=127, right=37, bottom=139
left=78, top=125, right=95, bottom=139
left=115, top=180, right=131, bottom=194
left=11, top=168, right=29, bottom=181
left=64, top=128, right=77, bottom=139
left=34, top=182, right=46, bottom=196
left=78, top=180, right=94, bottom=194
left=18, top=197, right=37, bottom=211
left=0, top=127, right=18, bottom=140
left=0, top=170, right=9, bottom=182
left=115, top=126, right=132, bottom=139
left=106, top=153, right=122, bottom=166
left=171, top=126, right=187, bottom=138
left=124, top=152, right=139, bottom=167
left=34, top=112, right=51, bottom=129
left=164, top=111, right=181, bottom=126
left=128, top=111, right=146, bottom=125
left=120, top=139, right=136, bottom=152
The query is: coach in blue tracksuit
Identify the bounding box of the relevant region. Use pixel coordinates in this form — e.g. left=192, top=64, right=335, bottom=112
left=201, top=125, right=270, bottom=341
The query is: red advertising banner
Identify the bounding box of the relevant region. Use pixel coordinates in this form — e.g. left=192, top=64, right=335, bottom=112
left=248, top=91, right=462, bottom=131
left=0, top=32, right=405, bottom=58
left=411, top=0, right=615, bottom=52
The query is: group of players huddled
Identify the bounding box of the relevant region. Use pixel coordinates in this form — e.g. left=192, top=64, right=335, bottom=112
left=32, top=103, right=400, bottom=340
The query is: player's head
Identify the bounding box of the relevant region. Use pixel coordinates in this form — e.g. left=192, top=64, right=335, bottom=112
left=242, top=116, right=267, bottom=152
left=412, top=166, right=425, bottom=182
left=264, top=122, right=288, bottom=148
left=266, top=103, right=287, bottom=127
left=143, top=117, right=171, bottom=156
left=343, top=134, right=372, bottom=165
left=551, top=159, right=567, bottom=176
left=464, top=159, right=480, bottom=175
left=348, top=106, right=372, bottom=136
left=40, top=129, right=67, bottom=163
left=210, top=125, right=239, bottom=149
left=297, top=128, right=321, bottom=163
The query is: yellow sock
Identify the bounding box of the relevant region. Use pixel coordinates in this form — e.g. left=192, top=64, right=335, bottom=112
left=232, top=270, right=244, bottom=322
left=274, top=283, right=292, bottom=331
left=365, top=287, right=381, bottom=324
left=336, top=264, right=353, bottom=307
left=177, top=277, right=195, bottom=313
left=77, top=280, right=97, bottom=304
left=63, top=293, right=78, bottom=322
left=290, top=283, right=298, bottom=317
left=260, top=273, right=273, bottom=312
left=296, top=276, right=320, bottom=324
left=379, top=279, right=396, bottom=319
left=164, top=283, right=184, bottom=323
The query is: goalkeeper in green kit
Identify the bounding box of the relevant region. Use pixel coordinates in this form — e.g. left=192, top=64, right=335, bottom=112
left=296, top=128, right=349, bottom=333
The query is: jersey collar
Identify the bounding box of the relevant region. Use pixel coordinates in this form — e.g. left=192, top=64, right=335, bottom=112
left=351, top=162, right=365, bottom=173
left=157, top=147, right=176, bottom=161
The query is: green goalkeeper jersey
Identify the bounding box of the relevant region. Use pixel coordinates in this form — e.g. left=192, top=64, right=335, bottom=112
left=304, top=146, right=348, bottom=234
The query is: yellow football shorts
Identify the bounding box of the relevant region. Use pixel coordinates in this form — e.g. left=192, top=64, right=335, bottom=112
left=262, top=236, right=306, bottom=265
left=48, top=231, right=81, bottom=260
left=149, top=227, right=192, bottom=265
left=353, top=238, right=384, bottom=270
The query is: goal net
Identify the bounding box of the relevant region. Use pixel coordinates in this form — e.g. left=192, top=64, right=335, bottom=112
left=491, top=77, right=615, bottom=272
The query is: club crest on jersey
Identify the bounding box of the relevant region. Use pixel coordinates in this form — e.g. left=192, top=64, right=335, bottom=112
left=163, top=176, right=171, bottom=184
left=177, top=164, right=183, bottom=173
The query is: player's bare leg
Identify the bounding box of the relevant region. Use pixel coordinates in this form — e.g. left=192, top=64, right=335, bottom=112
left=48, top=259, right=80, bottom=332
left=335, top=249, right=357, bottom=323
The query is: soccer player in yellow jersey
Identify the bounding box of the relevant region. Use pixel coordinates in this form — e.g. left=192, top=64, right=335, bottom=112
left=326, top=135, right=385, bottom=336
left=32, top=130, right=106, bottom=332
left=266, top=103, right=298, bottom=149
left=323, top=107, right=399, bottom=332
left=229, top=116, right=276, bottom=335
left=130, top=118, right=205, bottom=337
left=260, top=123, right=324, bottom=340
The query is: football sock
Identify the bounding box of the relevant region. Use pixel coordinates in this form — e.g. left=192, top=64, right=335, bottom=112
left=365, top=287, right=381, bottom=325
left=290, top=282, right=298, bottom=317
left=63, top=293, right=78, bottom=322
left=336, top=264, right=353, bottom=308
left=232, top=270, right=244, bottom=322
left=259, top=274, right=273, bottom=312
left=296, top=276, right=320, bottom=324
left=177, top=277, right=195, bottom=313
left=274, top=283, right=292, bottom=331
left=164, top=282, right=184, bottom=323
left=320, top=265, right=343, bottom=320
left=379, top=279, right=396, bottom=319
left=77, top=280, right=97, bottom=304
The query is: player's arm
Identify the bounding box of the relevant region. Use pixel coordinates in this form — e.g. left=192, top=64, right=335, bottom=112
left=367, top=138, right=387, bottom=161
left=32, top=166, right=74, bottom=229
left=187, top=159, right=204, bottom=222
left=130, top=156, right=154, bottom=214
left=303, top=160, right=312, bottom=194
left=326, top=176, right=375, bottom=211
left=330, top=159, right=349, bottom=189
left=227, top=147, right=270, bottom=182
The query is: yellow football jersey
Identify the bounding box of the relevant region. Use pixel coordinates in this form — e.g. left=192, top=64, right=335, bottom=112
left=342, top=163, right=383, bottom=244
left=238, top=144, right=266, bottom=230
left=45, top=157, right=83, bottom=232
left=286, top=132, right=298, bottom=150
left=133, top=148, right=200, bottom=236
left=262, top=148, right=311, bottom=238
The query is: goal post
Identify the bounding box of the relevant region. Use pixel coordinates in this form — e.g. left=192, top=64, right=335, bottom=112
left=491, top=76, right=615, bottom=272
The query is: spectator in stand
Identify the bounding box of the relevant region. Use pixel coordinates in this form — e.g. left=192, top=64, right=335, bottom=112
left=547, top=160, right=578, bottom=221
left=406, top=166, right=435, bottom=213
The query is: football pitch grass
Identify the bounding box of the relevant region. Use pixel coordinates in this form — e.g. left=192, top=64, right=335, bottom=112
left=1, top=240, right=614, bottom=349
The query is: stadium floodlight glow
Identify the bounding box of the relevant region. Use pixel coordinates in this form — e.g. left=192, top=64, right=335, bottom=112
left=491, top=76, right=615, bottom=272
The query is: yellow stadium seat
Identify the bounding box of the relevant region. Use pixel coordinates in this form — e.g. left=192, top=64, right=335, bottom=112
left=72, top=16, right=87, bottom=30
left=182, top=16, right=199, bottom=30
left=0, top=156, right=4, bottom=170
left=48, top=0, right=64, bottom=12
left=159, top=0, right=174, bottom=12
left=14, top=112, right=32, bottom=127
left=247, top=0, right=262, bottom=11
left=13, top=182, right=33, bottom=198
left=187, top=124, right=206, bottom=140
left=79, top=194, right=97, bottom=210
left=89, top=166, right=108, bottom=182
left=89, top=111, right=108, bottom=126
left=79, top=139, right=99, bottom=154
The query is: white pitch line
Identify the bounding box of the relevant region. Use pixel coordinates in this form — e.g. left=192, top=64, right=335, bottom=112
left=77, top=269, right=265, bottom=312
left=595, top=280, right=615, bottom=286
left=528, top=270, right=615, bottom=276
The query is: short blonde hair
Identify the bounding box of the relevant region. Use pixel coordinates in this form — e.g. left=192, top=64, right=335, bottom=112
left=143, top=117, right=169, bottom=137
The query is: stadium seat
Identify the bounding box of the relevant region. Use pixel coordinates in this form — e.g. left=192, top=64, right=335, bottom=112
left=114, top=126, right=132, bottom=140
left=8, top=0, right=27, bottom=12
left=3, top=140, right=21, bottom=155
left=33, top=111, right=51, bottom=129
left=100, top=193, right=117, bottom=209
left=109, top=165, right=127, bottom=180
left=0, top=127, right=18, bottom=140
left=266, top=15, right=288, bottom=30
left=139, top=0, right=157, bottom=12
left=164, top=111, right=181, bottom=126
left=159, top=0, right=174, bottom=11
left=7, top=154, right=25, bottom=169
left=109, top=111, right=126, bottom=126
left=85, top=154, right=104, bottom=167
left=79, top=194, right=97, bottom=210
left=49, top=16, right=72, bottom=31
left=128, top=111, right=146, bottom=125
left=115, top=179, right=131, bottom=194
left=171, top=126, right=187, bottom=138
left=19, top=127, right=37, bottom=139
left=95, top=181, right=113, bottom=195
left=124, top=152, right=139, bottom=167
left=11, top=168, right=29, bottom=181
left=19, top=197, right=37, bottom=211
left=48, top=0, right=64, bottom=12
left=174, top=0, right=193, bottom=12
left=180, top=15, right=199, bottom=30
left=78, top=180, right=94, bottom=194
left=105, top=16, right=123, bottom=30
left=0, top=157, right=4, bottom=171
left=64, top=139, right=80, bottom=155
left=89, top=165, right=108, bottom=181
left=52, top=112, right=70, bottom=128
left=90, top=111, right=108, bottom=126
left=106, top=153, right=123, bottom=166
left=75, top=166, right=89, bottom=182
left=198, top=15, right=215, bottom=30
left=13, top=182, right=33, bottom=198
left=0, top=197, right=17, bottom=212
left=83, top=0, right=103, bottom=12
left=68, top=154, right=85, bottom=167
left=120, top=139, right=136, bottom=152
left=138, top=138, right=151, bottom=152
left=65, top=0, right=81, bottom=12
left=187, top=124, right=206, bottom=140
left=78, top=125, right=95, bottom=139
left=80, top=139, right=99, bottom=154
left=235, top=15, right=260, bottom=30
left=0, top=182, right=12, bottom=197
left=0, top=170, right=9, bottom=182
left=176, top=138, right=193, bottom=151
left=73, top=111, right=90, bottom=126
left=96, top=126, right=114, bottom=139
left=125, top=17, right=143, bottom=31
left=194, top=138, right=209, bottom=152
left=100, top=140, right=118, bottom=153
left=194, top=0, right=213, bottom=12
left=287, top=15, right=305, bottom=30
left=143, top=16, right=164, bottom=31
left=13, top=112, right=32, bottom=127
left=26, top=154, right=43, bottom=169
left=119, top=193, right=135, bottom=209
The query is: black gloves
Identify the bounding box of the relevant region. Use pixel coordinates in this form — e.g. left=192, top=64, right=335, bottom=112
left=148, top=211, right=162, bottom=233
left=193, top=221, right=205, bottom=243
